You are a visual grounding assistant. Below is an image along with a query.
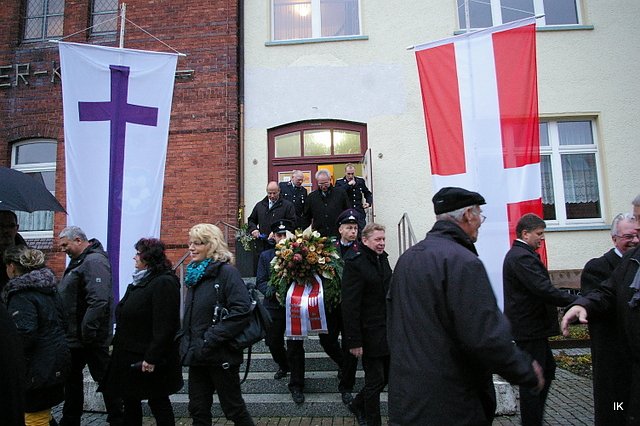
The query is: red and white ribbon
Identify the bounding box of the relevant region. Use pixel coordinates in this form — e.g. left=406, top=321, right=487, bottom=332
left=285, top=273, right=328, bottom=339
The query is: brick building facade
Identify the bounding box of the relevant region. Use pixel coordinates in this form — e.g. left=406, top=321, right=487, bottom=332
left=1, top=0, right=241, bottom=273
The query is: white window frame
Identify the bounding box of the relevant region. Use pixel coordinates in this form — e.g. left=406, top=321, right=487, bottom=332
left=11, top=139, right=58, bottom=238
left=457, top=0, right=583, bottom=30
left=271, top=0, right=362, bottom=42
left=540, top=118, right=605, bottom=228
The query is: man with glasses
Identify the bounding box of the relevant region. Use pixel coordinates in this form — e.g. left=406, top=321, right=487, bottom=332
left=503, top=213, right=577, bottom=426
left=0, top=210, right=27, bottom=289
left=578, top=212, right=637, bottom=425
left=388, top=187, right=543, bottom=425
left=302, top=169, right=349, bottom=238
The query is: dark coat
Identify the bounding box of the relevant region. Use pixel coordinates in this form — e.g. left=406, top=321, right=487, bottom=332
left=302, top=186, right=349, bottom=238
left=387, top=220, right=538, bottom=426
left=58, top=239, right=114, bottom=348
left=256, top=248, right=282, bottom=312
left=178, top=261, right=252, bottom=367
left=341, top=244, right=391, bottom=357
left=0, top=233, right=28, bottom=290
left=4, top=268, right=69, bottom=412
left=574, top=246, right=640, bottom=425
left=279, top=181, right=307, bottom=228
left=503, top=240, right=577, bottom=340
left=580, top=248, right=629, bottom=426
left=334, top=239, right=360, bottom=261
left=335, top=176, right=373, bottom=213
left=104, top=270, right=183, bottom=399
left=247, top=196, right=296, bottom=237
left=0, top=303, right=25, bottom=426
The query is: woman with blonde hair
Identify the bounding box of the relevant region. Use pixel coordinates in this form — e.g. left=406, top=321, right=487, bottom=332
left=178, top=224, right=255, bottom=425
left=3, top=246, right=70, bottom=426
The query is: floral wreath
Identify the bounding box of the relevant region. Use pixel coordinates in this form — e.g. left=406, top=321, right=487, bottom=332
left=269, top=227, right=343, bottom=308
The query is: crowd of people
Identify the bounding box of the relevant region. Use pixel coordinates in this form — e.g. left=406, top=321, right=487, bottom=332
left=1, top=167, right=638, bottom=426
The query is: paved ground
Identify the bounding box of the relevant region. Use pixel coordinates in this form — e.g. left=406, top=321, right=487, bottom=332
left=52, top=350, right=595, bottom=425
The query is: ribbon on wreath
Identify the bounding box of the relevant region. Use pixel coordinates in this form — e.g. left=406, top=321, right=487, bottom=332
left=285, top=273, right=328, bottom=339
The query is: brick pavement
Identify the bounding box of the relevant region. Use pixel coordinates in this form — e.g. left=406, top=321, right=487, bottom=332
left=51, top=367, right=594, bottom=425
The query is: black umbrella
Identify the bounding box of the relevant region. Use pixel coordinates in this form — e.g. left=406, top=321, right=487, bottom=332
left=0, top=167, right=66, bottom=213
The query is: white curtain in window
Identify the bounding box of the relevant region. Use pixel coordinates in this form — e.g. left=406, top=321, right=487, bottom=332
left=561, top=154, right=599, bottom=203
left=540, top=156, right=554, bottom=205
left=320, top=0, right=359, bottom=37
left=273, top=0, right=312, bottom=40
left=16, top=211, right=54, bottom=232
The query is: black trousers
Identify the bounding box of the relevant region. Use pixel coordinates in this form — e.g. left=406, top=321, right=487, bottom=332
left=265, top=308, right=289, bottom=372
left=351, top=355, right=389, bottom=426
left=516, top=339, right=555, bottom=426
left=188, top=364, right=254, bottom=426
left=60, top=346, right=124, bottom=426
left=122, top=396, right=175, bottom=426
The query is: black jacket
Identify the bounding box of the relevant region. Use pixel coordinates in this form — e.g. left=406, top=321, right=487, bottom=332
left=256, top=248, right=281, bottom=312
left=302, top=186, right=349, bottom=238
left=573, top=246, right=640, bottom=424
left=179, top=261, right=252, bottom=367
left=503, top=240, right=577, bottom=340
left=335, top=176, right=373, bottom=212
left=58, top=239, right=114, bottom=348
left=279, top=181, right=307, bottom=228
left=580, top=248, right=629, bottom=426
left=341, top=244, right=391, bottom=357
left=0, top=303, right=25, bottom=426
left=247, top=196, right=296, bottom=237
left=105, top=270, right=183, bottom=399
left=334, top=239, right=360, bottom=261
left=387, top=220, right=538, bottom=425
left=4, top=268, right=69, bottom=412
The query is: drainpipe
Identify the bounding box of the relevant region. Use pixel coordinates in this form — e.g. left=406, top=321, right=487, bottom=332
left=238, top=0, right=246, bottom=225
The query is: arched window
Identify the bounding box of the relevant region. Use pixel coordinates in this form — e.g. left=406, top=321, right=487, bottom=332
left=11, top=139, right=58, bottom=235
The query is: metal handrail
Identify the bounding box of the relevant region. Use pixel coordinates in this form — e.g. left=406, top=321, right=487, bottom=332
left=397, top=212, right=417, bottom=256
left=173, top=220, right=243, bottom=320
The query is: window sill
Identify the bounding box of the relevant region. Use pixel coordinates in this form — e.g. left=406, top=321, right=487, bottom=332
left=266, top=35, right=368, bottom=46
left=545, top=224, right=609, bottom=232
left=453, top=24, right=593, bottom=36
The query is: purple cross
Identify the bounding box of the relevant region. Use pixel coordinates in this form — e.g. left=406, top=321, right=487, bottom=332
left=78, top=65, right=158, bottom=300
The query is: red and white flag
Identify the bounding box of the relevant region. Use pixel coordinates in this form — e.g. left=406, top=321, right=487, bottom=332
left=415, top=17, right=545, bottom=308
left=285, top=274, right=328, bottom=339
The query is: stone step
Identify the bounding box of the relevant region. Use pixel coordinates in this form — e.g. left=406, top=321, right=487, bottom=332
left=240, top=351, right=348, bottom=372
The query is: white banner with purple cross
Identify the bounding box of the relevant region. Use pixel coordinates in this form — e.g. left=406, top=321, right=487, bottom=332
left=59, top=42, right=178, bottom=301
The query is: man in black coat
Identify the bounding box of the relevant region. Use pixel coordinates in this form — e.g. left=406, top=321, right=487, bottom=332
left=342, top=223, right=391, bottom=426
left=57, top=226, right=124, bottom=426
left=279, top=170, right=307, bottom=229
left=302, top=169, right=349, bottom=238
left=503, top=213, right=578, bottom=426
left=335, top=164, right=372, bottom=231
left=0, top=302, right=25, bottom=426
left=247, top=181, right=296, bottom=273
left=0, top=210, right=28, bottom=290
left=387, top=187, right=543, bottom=425
left=581, top=212, right=637, bottom=426
left=256, top=219, right=294, bottom=381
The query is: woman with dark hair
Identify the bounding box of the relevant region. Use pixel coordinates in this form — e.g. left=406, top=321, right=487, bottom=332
left=103, top=238, right=183, bottom=426
left=3, top=246, right=69, bottom=426
left=178, top=224, right=255, bottom=425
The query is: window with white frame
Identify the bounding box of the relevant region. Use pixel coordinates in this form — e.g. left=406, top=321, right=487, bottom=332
left=91, top=0, right=118, bottom=35
left=11, top=140, right=58, bottom=234
left=539, top=119, right=603, bottom=225
left=23, top=0, right=65, bottom=42
left=456, top=0, right=580, bottom=30
left=272, top=0, right=360, bottom=41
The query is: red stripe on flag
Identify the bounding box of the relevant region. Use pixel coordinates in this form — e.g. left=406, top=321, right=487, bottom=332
left=416, top=44, right=466, bottom=175
left=493, top=23, right=540, bottom=169
left=289, top=284, right=305, bottom=336
left=506, top=198, right=548, bottom=266
left=307, top=280, right=322, bottom=330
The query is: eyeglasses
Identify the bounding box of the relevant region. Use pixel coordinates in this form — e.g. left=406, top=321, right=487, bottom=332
left=472, top=210, right=486, bottom=224
left=616, top=234, right=639, bottom=241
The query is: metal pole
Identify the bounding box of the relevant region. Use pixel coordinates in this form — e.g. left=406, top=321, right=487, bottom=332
left=464, top=0, right=471, bottom=33
left=119, top=3, right=127, bottom=48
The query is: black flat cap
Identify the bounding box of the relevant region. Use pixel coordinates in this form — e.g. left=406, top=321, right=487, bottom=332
left=270, top=219, right=294, bottom=234
left=432, top=187, right=486, bottom=214
left=336, top=209, right=361, bottom=226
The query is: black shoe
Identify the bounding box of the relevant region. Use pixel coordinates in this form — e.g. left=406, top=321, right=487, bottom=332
left=347, top=401, right=367, bottom=426
left=291, top=389, right=305, bottom=404
left=274, top=368, right=289, bottom=380
left=341, top=391, right=354, bottom=405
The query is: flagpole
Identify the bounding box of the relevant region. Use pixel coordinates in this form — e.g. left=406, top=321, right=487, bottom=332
left=119, top=3, right=127, bottom=48
left=464, top=0, right=471, bottom=33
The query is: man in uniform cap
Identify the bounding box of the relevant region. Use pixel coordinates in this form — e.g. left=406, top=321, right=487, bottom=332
left=335, top=209, right=361, bottom=259
left=335, top=164, right=372, bottom=231
left=255, top=219, right=295, bottom=381
left=387, top=186, right=543, bottom=425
